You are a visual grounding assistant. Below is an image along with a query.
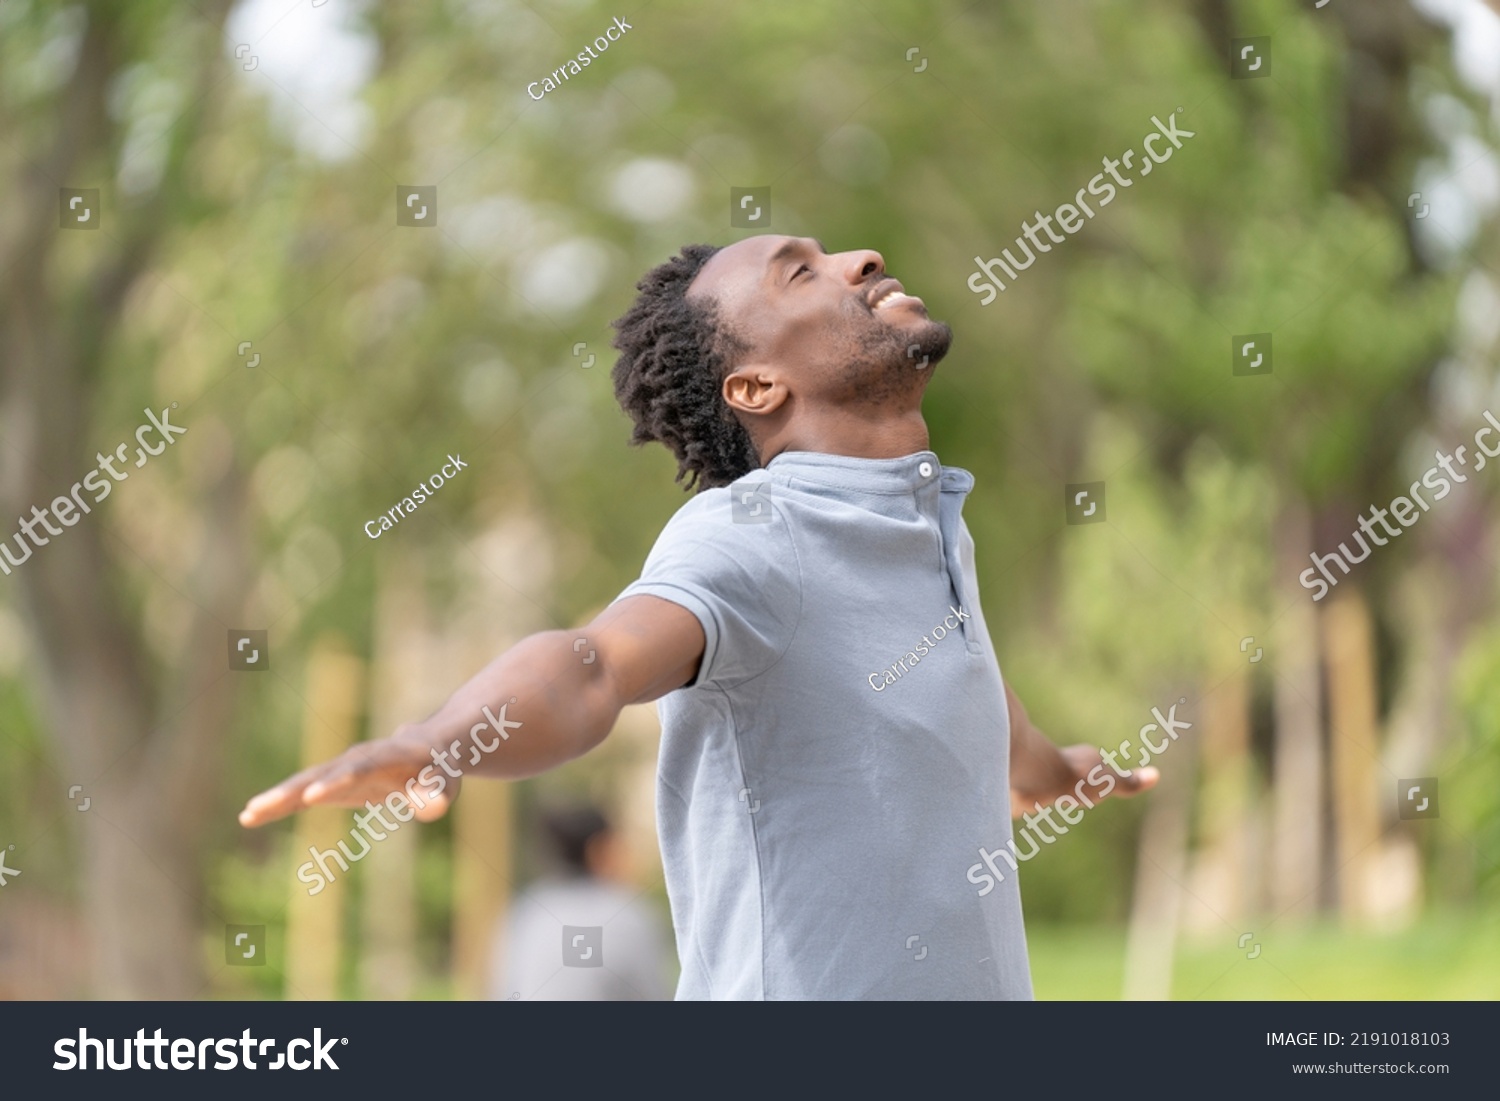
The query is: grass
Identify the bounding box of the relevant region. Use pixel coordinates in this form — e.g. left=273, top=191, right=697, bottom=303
left=1026, top=912, right=1500, bottom=999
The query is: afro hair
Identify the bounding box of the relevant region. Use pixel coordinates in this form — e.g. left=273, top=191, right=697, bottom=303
left=610, top=244, right=760, bottom=491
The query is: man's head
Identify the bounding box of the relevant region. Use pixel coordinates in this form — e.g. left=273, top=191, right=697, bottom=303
left=611, top=235, right=953, bottom=491
left=539, top=803, right=630, bottom=882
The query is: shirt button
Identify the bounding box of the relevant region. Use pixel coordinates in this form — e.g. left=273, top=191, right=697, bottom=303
left=918, top=461, right=934, bottom=479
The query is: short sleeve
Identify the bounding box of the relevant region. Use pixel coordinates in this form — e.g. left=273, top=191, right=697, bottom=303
left=613, top=480, right=802, bottom=691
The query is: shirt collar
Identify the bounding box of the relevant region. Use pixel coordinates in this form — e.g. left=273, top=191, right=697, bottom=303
left=763, top=449, right=973, bottom=496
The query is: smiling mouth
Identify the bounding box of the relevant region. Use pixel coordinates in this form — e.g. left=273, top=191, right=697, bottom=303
left=868, top=279, right=925, bottom=313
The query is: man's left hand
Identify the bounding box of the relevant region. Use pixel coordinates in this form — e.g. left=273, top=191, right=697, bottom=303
left=1010, top=742, right=1158, bottom=818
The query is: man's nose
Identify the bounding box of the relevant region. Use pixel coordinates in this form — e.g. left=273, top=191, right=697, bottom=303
left=839, top=249, right=884, bottom=284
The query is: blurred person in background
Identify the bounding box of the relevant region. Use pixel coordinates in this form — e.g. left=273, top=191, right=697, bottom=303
left=489, top=802, right=672, bottom=1001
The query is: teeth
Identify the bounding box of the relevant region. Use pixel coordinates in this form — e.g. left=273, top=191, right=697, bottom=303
left=875, top=290, right=910, bottom=310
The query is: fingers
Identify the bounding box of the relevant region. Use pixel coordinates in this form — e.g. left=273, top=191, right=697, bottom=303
left=238, top=761, right=340, bottom=827
left=1076, top=760, right=1159, bottom=802
left=304, top=749, right=460, bottom=823
left=300, top=746, right=386, bottom=804
left=412, top=773, right=460, bottom=822
left=1114, top=765, right=1160, bottom=796
left=1012, top=745, right=1163, bottom=817
left=239, top=740, right=424, bottom=827
left=1010, top=764, right=1158, bottom=819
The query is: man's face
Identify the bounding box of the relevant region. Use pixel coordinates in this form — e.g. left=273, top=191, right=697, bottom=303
left=686, top=235, right=953, bottom=409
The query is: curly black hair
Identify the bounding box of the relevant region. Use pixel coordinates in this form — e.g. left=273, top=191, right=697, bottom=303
left=611, top=244, right=760, bottom=492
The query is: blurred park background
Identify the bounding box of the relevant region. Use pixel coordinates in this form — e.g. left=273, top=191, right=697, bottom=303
left=2, top=0, right=1499, bottom=1000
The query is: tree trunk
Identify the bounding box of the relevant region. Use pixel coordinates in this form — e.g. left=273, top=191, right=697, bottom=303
left=1323, top=587, right=1382, bottom=925
left=1271, top=499, right=1324, bottom=918
left=1185, top=658, right=1253, bottom=930
left=0, top=0, right=235, bottom=997
left=359, top=553, right=427, bottom=1000
left=286, top=638, right=364, bottom=1000
left=1122, top=698, right=1198, bottom=1000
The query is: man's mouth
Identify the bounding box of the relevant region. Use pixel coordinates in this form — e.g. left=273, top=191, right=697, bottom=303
left=867, top=278, right=924, bottom=313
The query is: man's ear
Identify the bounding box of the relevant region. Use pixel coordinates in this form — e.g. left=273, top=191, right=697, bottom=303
left=723, top=365, right=788, bottom=419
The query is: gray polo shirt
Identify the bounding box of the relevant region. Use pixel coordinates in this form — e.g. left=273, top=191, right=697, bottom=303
left=615, top=449, right=1032, bottom=1000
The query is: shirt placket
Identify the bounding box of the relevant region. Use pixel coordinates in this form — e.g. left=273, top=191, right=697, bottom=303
left=936, top=476, right=982, bottom=654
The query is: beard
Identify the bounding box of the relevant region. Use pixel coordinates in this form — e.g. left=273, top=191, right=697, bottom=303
left=831, top=297, right=954, bottom=406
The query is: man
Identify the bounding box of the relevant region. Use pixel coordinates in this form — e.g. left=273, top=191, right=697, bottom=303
left=240, top=236, right=1157, bottom=999
left=490, top=803, right=672, bottom=1001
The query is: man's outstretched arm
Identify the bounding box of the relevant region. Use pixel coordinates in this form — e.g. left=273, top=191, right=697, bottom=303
left=238, top=595, right=704, bottom=828
left=1005, top=681, right=1158, bottom=817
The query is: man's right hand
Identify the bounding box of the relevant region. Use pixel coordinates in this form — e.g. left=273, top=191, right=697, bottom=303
left=238, top=727, right=460, bottom=828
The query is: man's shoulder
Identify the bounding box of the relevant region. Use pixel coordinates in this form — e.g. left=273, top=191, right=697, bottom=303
left=636, top=471, right=803, bottom=592
left=652, top=471, right=795, bottom=549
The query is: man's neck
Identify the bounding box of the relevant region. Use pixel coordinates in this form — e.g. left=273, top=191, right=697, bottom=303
left=760, top=406, right=931, bottom=464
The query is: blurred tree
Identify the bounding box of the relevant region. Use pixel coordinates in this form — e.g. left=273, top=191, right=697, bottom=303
left=0, top=0, right=243, bottom=996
